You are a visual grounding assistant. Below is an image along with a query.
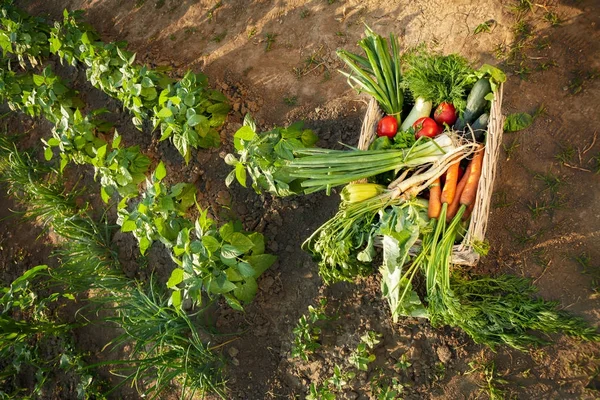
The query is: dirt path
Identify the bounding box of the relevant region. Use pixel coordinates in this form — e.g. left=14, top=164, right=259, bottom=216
left=4, top=0, right=600, bottom=398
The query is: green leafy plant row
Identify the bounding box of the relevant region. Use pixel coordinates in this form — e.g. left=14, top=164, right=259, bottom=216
left=0, top=3, right=230, bottom=163
left=0, top=139, right=225, bottom=398
left=50, top=10, right=229, bottom=163
left=0, top=63, right=275, bottom=310
left=0, top=3, right=49, bottom=68
left=118, top=161, right=276, bottom=310
left=0, top=65, right=151, bottom=200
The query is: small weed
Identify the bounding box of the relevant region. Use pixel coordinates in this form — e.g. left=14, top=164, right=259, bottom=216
left=535, top=37, right=552, bottom=50
left=265, top=33, right=277, bottom=52
left=509, top=227, right=543, bottom=246
left=349, top=331, right=380, bottom=371
left=247, top=27, right=257, bottom=39
left=568, top=69, right=599, bottom=95
left=474, top=20, right=495, bottom=34
left=335, top=31, right=346, bottom=37
left=544, top=11, right=562, bottom=26
left=555, top=143, right=576, bottom=165
left=467, top=359, right=508, bottom=400
left=534, top=171, right=562, bottom=193
left=291, top=299, right=330, bottom=361
left=503, top=137, right=520, bottom=161
left=326, top=365, right=355, bottom=391
left=395, top=353, right=412, bottom=371
left=574, top=253, right=599, bottom=292
left=592, top=153, right=600, bottom=174
left=568, top=76, right=585, bottom=95
left=207, top=1, right=223, bottom=20
left=327, top=0, right=337, bottom=4
left=155, top=0, right=165, bottom=9
left=509, top=0, right=534, bottom=14
left=212, top=31, right=227, bottom=43
left=493, top=190, right=512, bottom=208
left=307, top=383, right=335, bottom=400
left=283, top=96, right=297, bottom=106
left=532, top=249, right=551, bottom=270
left=514, top=62, right=532, bottom=80
left=184, top=27, right=197, bottom=35
left=537, top=60, right=558, bottom=71
left=513, top=21, right=534, bottom=40
left=169, top=34, right=176, bottom=41
left=494, top=43, right=508, bottom=60
left=135, top=0, right=146, bottom=7
left=300, top=9, right=311, bottom=18
left=527, top=195, right=564, bottom=219
left=434, top=362, right=446, bottom=381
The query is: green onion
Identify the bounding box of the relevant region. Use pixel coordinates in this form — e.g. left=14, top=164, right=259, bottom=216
left=288, top=135, right=455, bottom=193
left=337, top=26, right=404, bottom=119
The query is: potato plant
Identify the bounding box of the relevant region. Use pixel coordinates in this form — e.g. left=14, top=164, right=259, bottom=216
left=50, top=10, right=230, bottom=162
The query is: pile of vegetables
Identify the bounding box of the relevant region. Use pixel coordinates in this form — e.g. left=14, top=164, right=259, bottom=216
left=227, top=28, right=599, bottom=349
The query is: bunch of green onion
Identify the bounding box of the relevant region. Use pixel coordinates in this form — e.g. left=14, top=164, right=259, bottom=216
left=288, top=134, right=456, bottom=194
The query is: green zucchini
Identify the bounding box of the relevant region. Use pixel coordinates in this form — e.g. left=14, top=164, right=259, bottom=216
left=454, top=78, right=492, bottom=131
left=469, top=113, right=489, bottom=142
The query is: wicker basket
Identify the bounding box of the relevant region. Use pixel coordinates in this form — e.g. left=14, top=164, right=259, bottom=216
left=358, top=84, right=505, bottom=266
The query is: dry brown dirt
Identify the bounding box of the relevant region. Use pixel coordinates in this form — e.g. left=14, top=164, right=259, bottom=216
left=2, top=0, right=599, bottom=399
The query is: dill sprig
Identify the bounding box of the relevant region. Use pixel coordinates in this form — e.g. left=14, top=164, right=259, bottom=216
left=402, top=50, right=476, bottom=112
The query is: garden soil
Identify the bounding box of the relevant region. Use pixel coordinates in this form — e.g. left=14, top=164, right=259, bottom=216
left=2, top=0, right=599, bottom=399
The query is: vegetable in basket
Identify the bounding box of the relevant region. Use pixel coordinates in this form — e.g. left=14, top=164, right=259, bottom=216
left=336, top=26, right=404, bottom=122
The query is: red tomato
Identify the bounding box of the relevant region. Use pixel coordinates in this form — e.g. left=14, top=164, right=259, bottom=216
left=376, top=116, right=398, bottom=138
left=413, top=117, right=439, bottom=139
left=434, top=102, right=457, bottom=126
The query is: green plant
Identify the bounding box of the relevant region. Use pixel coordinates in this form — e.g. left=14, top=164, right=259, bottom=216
left=349, top=331, right=379, bottom=371
left=225, top=115, right=318, bottom=197
left=50, top=9, right=230, bottom=161
left=167, top=210, right=276, bottom=311
left=544, top=11, right=562, bottom=26
left=509, top=0, right=534, bottom=14
left=503, top=137, right=520, bottom=160
left=97, top=280, right=225, bottom=399
left=534, top=170, right=562, bottom=193
left=283, top=95, right=297, bottom=105
left=265, top=33, right=276, bottom=51
left=326, top=364, right=355, bottom=390
left=467, top=359, right=508, bottom=400
left=117, top=161, right=197, bottom=255
left=555, top=142, right=576, bottom=165
left=474, top=20, right=494, bottom=34
left=336, top=26, right=404, bottom=116
left=0, top=3, right=50, bottom=68
left=291, top=299, right=329, bottom=361
left=395, top=353, right=411, bottom=371
left=306, top=382, right=335, bottom=400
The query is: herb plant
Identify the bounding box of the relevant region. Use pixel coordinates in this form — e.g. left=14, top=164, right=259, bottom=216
left=225, top=114, right=318, bottom=196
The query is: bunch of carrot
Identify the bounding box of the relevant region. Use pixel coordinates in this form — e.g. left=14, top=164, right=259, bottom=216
left=413, top=146, right=484, bottom=318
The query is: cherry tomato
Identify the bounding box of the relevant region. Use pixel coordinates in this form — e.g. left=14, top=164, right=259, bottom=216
left=413, top=117, right=439, bottom=139
left=376, top=116, right=398, bottom=138
left=434, top=102, right=457, bottom=126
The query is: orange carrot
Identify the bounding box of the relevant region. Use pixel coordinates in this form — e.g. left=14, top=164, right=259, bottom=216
left=446, top=162, right=472, bottom=222
left=459, top=145, right=485, bottom=207
left=440, top=159, right=460, bottom=205
left=428, top=178, right=442, bottom=219
left=462, top=190, right=477, bottom=221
